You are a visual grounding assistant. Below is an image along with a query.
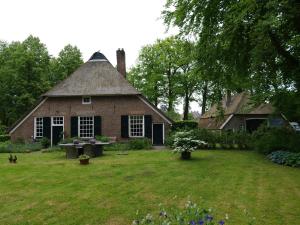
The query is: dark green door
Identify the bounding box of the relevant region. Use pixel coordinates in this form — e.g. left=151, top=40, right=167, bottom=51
left=52, top=126, right=63, bottom=145
left=152, top=124, right=163, bottom=145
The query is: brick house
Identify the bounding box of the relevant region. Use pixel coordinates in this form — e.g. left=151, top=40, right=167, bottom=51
left=9, top=49, right=173, bottom=146
left=199, top=92, right=287, bottom=132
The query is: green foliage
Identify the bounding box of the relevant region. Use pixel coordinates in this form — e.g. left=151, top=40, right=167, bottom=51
left=172, top=120, right=198, bottom=131
left=79, top=154, right=90, bottom=160
left=0, top=122, right=7, bottom=135
left=252, top=127, right=300, bottom=154
left=128, top=138, right=152, bottom=150
left=133, top=200, right=228, bottom=225
left=0, top=134, right=10, bottom=142
left=0, top=141, right=42, bottom=153
left=40, top=137, right=50, bottom=149
left=128, top=36, right=201, bottom=115
left=167, top=128, right=252, bottom=150
left=268, top=151, right=300, bottom=167
left=164, top=110, right=181, bottom=121
left=103, top=142, right=130, bottom=151
left=163, top=0, right=300, bottom=120
left=95, top=135, right=109, bottom=142
left=59, top=137, right=80, bottom=144
left=0, top=36, right=83, bottom=128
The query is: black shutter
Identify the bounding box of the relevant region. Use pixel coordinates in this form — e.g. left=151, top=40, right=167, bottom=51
left=71, top=116, right=78, bottom=137
left=121, top=115, right=129, bottom=138
left=94, top=116, right=102, bottom=136
left=144, top=115, right=152, bottom=138
left=43, top=117, right=51, bottom=139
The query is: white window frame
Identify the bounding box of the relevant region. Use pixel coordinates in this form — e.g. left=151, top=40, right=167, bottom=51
left=128, top=115, right=145, bottom=138
left=82, top=96, right=92, bottom=104
left=34, top=117, right=43, bottom=139
left=78, top=116, right=94, bottom=138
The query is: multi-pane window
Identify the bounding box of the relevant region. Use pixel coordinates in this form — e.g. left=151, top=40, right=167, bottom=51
left=79, top=116, right=94, bottom=138
left=129, top=115, right=144, bottom=137
left=35, top=117, right=43, bottom=138
left=82, top=96, right=91, bottom=104
left=52, top=116, right=63, bottom=125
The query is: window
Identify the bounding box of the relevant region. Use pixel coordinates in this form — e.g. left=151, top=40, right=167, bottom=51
left=82, top=96, right=91, bottom=104
left=129, top=115, right=144, bottom=137
left=34, top=117, right=43, bottom=138
left=52, top=116, right=64, bottom=126
left=79, top=116, right=94, bottom=138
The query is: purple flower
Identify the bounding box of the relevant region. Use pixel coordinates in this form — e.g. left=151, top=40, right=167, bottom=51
left=218, top=220, right=225, bottom=225
left=205, top=215, right=213, bottom=222
left=190, top=220, right=196, bottom=225
left=198, top=220, right=204, bottom=225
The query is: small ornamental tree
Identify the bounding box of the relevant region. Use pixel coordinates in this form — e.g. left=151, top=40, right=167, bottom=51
left=172, top=131, right=207, bottom=159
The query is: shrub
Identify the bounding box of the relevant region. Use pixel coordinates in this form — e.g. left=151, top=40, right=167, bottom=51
left=252, top=127, right=300, bottom=154
left=40, top=137, right=50, bottom=148
left=95, top=135, right=110, bottom=142
left=0, top=135, right=10, bottom=142
left=104, top=142, right=130, bottom=151
left=267, top=151, right=300, bottom=167
left=172, top=120, right=198, bottom=131
left=79, top=154, right=90, bottom=160
left=128, top=138, right=152, bottom=150
left=132, top=199, right=228, bottom=225
left=172, top=131, right=207, bottom=153
left=0, top=141, right=42, bottom=153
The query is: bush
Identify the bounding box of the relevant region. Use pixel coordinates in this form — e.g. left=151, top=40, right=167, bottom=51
left=40, top=137, right=50, bottom=148
left=252, top=127, right=300, bottom=154
left=267, top=151, right=300, bottom=167
left=172, top=120, right=198, bottom=131
left=0, top=141, right=42, bottom=153
left=0, top=135, right=10, bottom=142
left=104, top=142, right=130, bottom=151
left=132, top=199, right=228, bottom=225
left=95, top=135, right=110, bottom=142
left=172, top=131, right=207, bottom=153
left=128, top=138, right=152, bottom=150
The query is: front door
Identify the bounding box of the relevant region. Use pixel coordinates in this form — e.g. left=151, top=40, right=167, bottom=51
left=51, top=116, right=64, bottom=146
left=52, top=126, right=63, bottom=145
left=152, top=123, right=164, bottom=145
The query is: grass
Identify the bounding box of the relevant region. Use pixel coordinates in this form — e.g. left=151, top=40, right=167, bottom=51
left=0, top=150, right=299, bottom=225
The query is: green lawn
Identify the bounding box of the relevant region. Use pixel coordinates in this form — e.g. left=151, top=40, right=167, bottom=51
left=0, top=150, right=299, bottom=225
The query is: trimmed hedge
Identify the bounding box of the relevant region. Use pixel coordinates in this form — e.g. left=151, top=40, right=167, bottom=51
left=0, top=141, right=42, bottom=153
left=172, top=120, right=198, bottom=131
left=252, top=126, right=300, bottom=154
left=0, top=135, right=10, bottom=142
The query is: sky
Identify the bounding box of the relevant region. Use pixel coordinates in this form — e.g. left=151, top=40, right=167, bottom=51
left=0, top=0, right=200, bottom=113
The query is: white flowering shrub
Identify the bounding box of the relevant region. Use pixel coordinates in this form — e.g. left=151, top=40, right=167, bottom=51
left=172, top=131, right=207, bottom=153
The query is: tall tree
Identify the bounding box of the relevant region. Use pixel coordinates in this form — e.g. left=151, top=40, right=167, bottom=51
left=0, top=35, right=50, bottom=126
left=163, top=0, right=300, bottom=119
left=49, top=44, right=83, bottom=85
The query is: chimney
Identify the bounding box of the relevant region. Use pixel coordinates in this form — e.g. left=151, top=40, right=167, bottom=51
left=116, top=48, right=126, bottom=78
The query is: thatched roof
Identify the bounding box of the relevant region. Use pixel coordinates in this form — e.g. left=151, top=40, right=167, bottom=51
left=43, top=52, right=139, bottom=97
left=201, top=92, right=275, bottom=119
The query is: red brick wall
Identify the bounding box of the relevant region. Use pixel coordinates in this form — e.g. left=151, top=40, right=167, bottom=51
left=10, top=95, right=171, bottom=142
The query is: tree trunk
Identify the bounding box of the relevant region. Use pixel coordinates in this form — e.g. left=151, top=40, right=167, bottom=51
left=201, top=83, right=208, bottom=115
left=226, top=89, right=231, bottom=107
left=183, top=91, right=189, bottom=120
left=167, top=71, right=173, bottom=111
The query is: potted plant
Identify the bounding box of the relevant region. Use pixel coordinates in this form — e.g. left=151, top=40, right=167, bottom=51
left=79, top=154, right=90, bottom=165
left=172, top=131, right=206, bottom=160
